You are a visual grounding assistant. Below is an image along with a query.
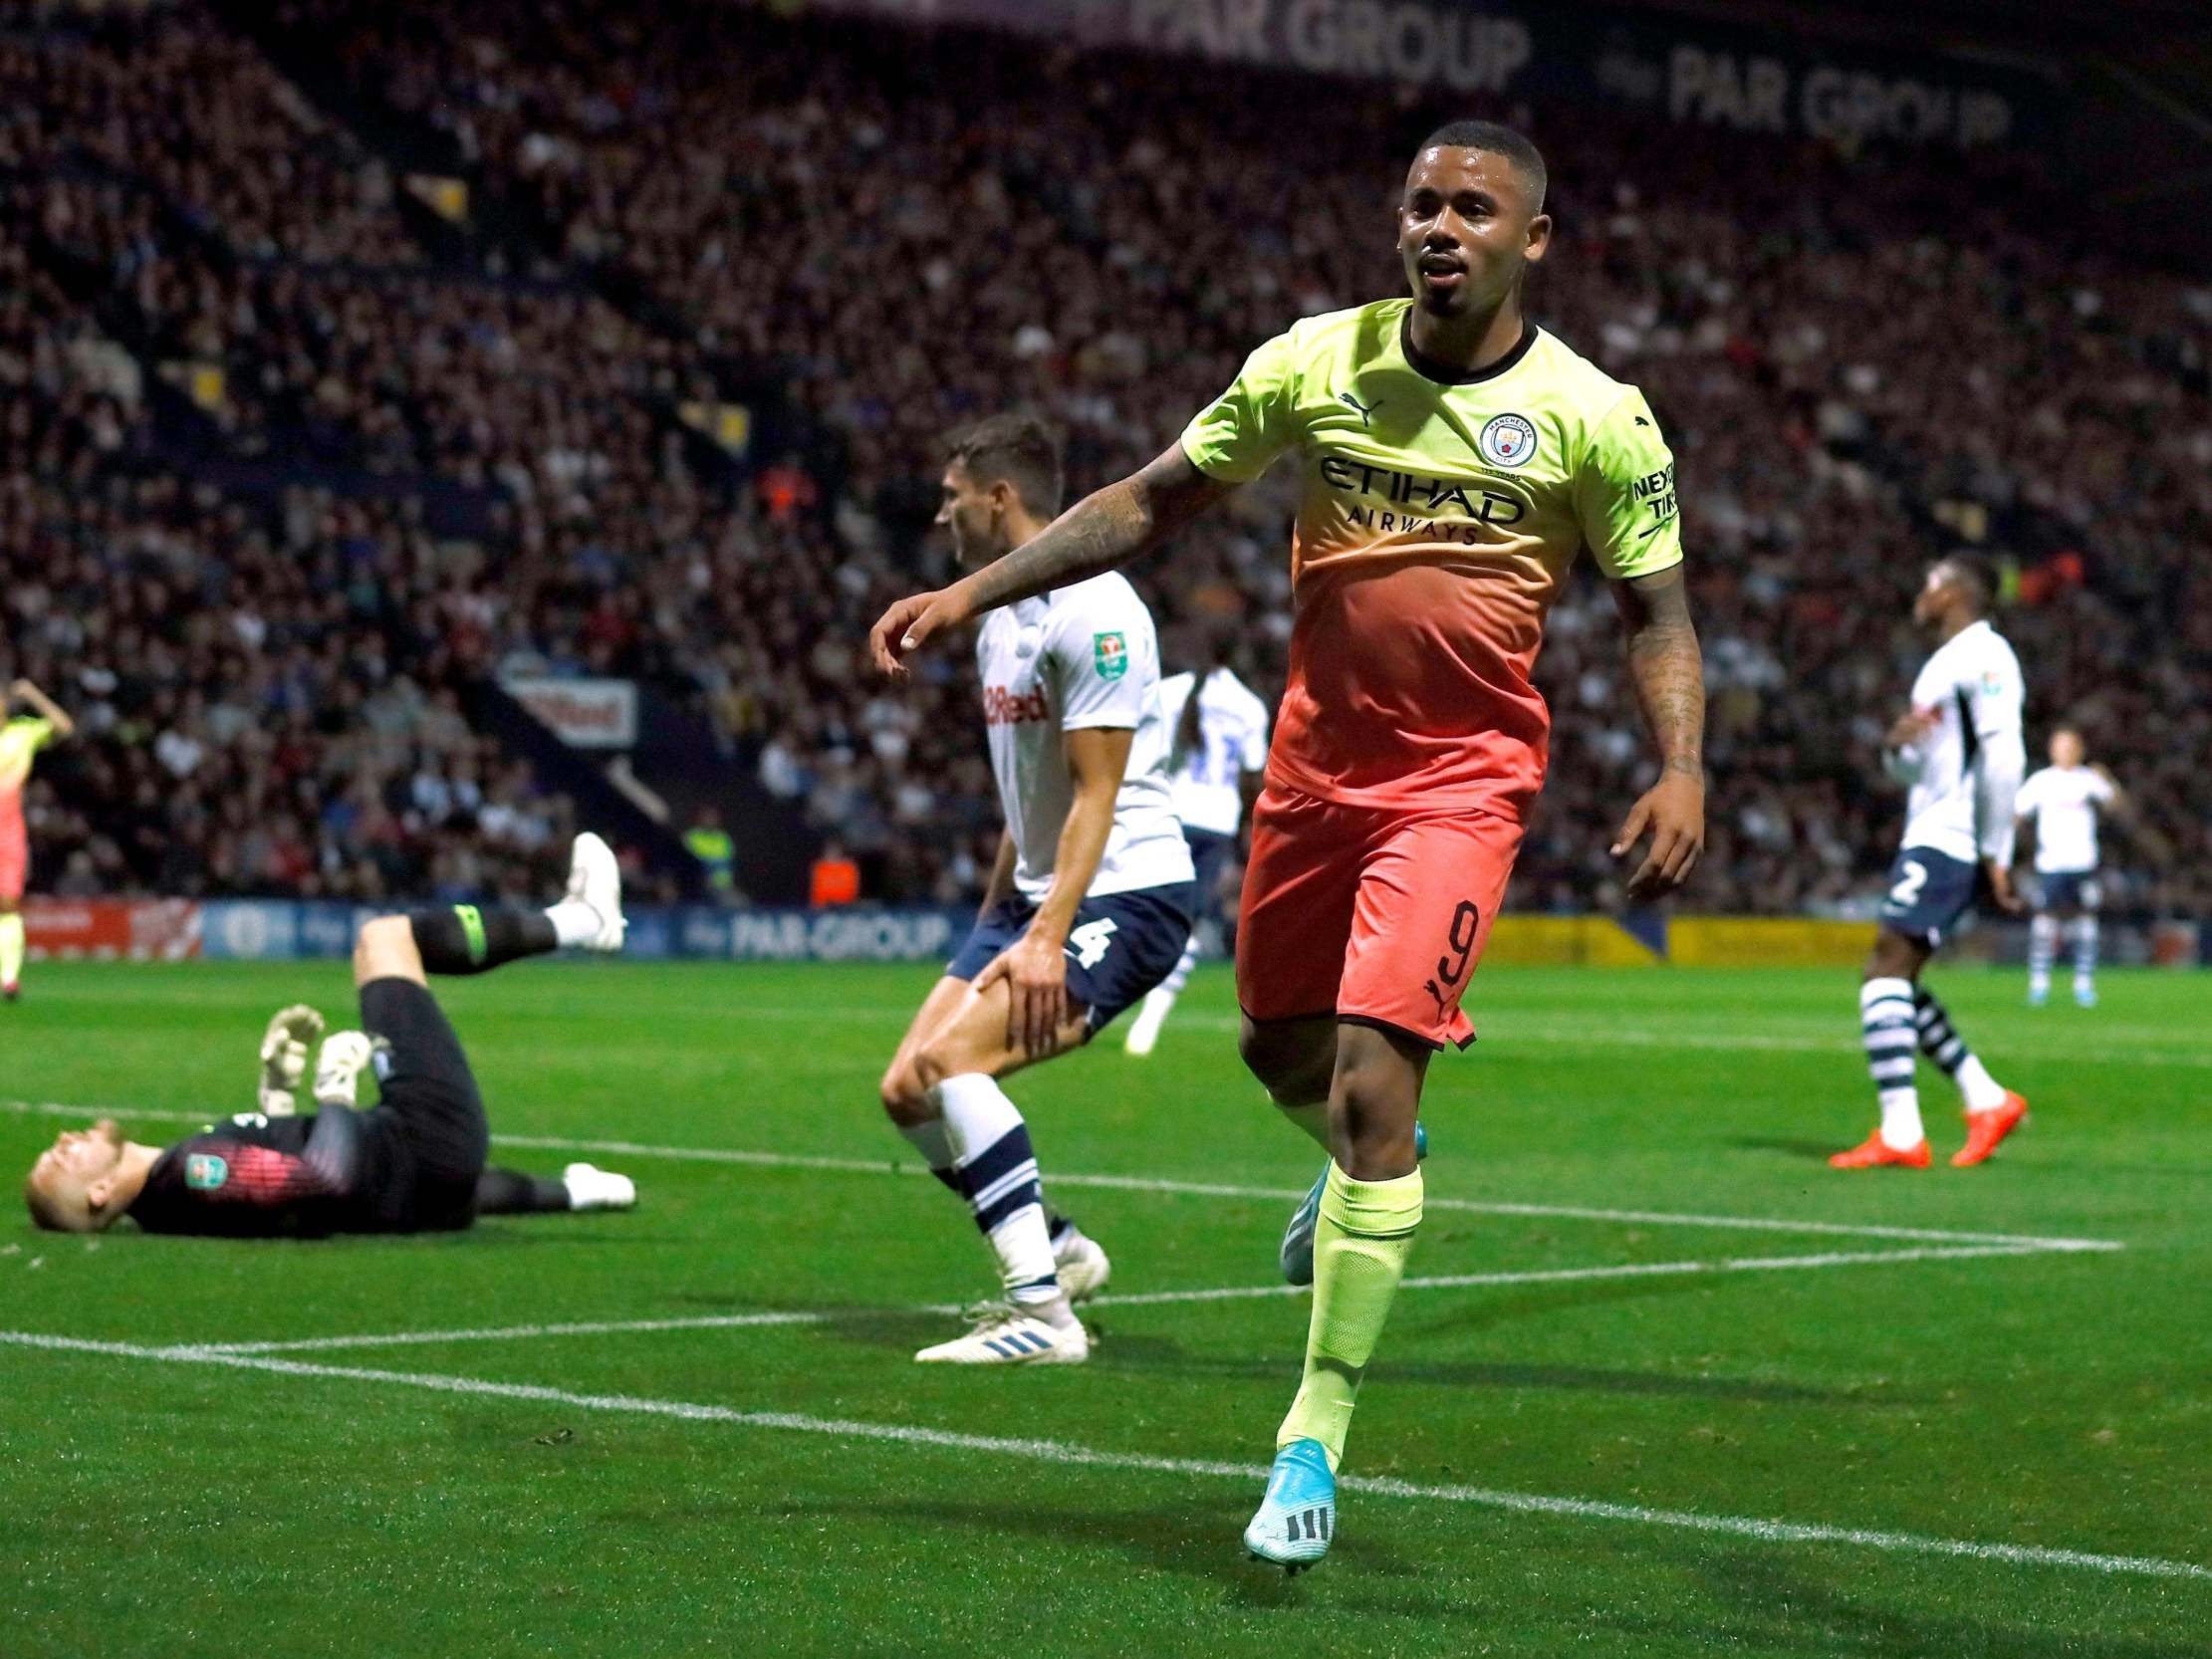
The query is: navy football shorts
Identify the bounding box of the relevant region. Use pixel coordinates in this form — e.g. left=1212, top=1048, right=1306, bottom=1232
left=947, top=882, right=1196, bottom=1033
left=2037, top=869, right=2101, bottom=912
left=1876, top=846, right=1978, bottom=948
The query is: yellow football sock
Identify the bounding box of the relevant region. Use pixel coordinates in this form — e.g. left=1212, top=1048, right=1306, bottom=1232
left=0, top=912, right=23, bottom=988
left=1276, top=1161, right=1423, bottom=1471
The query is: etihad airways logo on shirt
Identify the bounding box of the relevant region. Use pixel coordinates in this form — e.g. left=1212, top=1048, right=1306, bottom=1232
left=1319, top=453, right=1527, bottom=529
left=983, top=683, right=1052, bottom=727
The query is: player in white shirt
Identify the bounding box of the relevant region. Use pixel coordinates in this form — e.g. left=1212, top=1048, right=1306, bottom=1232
left=2015, top=728, right=2121, bottom=1008
left=1834, top=557, right=2033, bottom=1171
left=1123, top=634, right=1271, bottom=1056
left=878, top=415, right=1196, bottom=1365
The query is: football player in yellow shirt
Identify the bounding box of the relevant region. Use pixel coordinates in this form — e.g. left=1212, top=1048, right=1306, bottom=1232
left=1, top=678, right=75, bottom=1001
left=872, top=121, right=1706, bottom=1571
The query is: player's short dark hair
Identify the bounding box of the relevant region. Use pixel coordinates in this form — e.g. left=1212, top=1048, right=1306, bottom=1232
left=946, top=413, right=1065, bottom=517
left=1418, top=120, right=1547, bottom=212
left=1938, top=553, right=1997, bottom=613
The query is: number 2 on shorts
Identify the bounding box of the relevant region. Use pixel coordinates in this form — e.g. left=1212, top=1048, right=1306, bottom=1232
left=1888, top=859, right=1928, bottom=908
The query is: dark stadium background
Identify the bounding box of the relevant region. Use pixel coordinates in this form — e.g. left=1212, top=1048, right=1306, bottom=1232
left=5, top=0, right=2208, bottom=956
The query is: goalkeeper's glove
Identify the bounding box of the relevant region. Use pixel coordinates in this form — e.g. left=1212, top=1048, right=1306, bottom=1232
left=257, top=1004, right=326, bottom=1117
left=313, top=1030, right=379, bottom=1109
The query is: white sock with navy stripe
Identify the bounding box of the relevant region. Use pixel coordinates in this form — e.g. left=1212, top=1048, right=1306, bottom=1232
left=2072, top=916, right=2100, bottom=993
left=934, top=1073, right=1061, bottom=1306
left=2028, top=913, right=2058, bottom=998
left=1913, top=986, right=2008, bottom=1112
left=895, top=1118, right=961, bottom=1195
left=1861, top=977, right=1924, bottom=1150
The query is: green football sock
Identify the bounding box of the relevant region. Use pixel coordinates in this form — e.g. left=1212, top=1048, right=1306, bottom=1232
left=1277, top=1162, right=1423, bottom=1471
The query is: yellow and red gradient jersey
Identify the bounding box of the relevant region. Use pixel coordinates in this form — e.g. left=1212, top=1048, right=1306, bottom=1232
left=1180, top=300, right=1682, bottom=819
left=0, top=716, right=54, bottom=806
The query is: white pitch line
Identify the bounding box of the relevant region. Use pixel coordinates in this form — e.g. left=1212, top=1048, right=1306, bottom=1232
left=703, top=1003, right=2212, bottom=1069
left=0, top=1098, right=2124, bottom=1252
left=494, top=1134, right=2121, bottom=1253
left=189, top=1308, right=834, bottom=1355
left=5, top=1329, right=2205, bottom=1585
left=189, top=1241, right=2069, bottom=1355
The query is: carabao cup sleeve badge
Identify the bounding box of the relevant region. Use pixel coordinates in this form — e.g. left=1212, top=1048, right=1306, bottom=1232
left=1478, top=413, right=1537, bottom=468
left=1093, top=631, right=1128, bottom=679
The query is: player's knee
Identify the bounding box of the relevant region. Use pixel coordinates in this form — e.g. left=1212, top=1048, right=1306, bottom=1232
left=1238, top=1018, right=1330, bottom=1103
left=879, top=1060, right=931, bottom=1126
left=355, top=915, right=425, bottom=987
left=1863, top=930, right=1920, bottom=984
left=1328, top=1036, right=1422, bottom=1179
left=907, top=1035, right=968, bottom=1096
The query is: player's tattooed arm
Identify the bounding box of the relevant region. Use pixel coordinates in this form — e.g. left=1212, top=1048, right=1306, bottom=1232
left=870, top=446, right=1234, bottom=675
left=1608, top=565, right=1706, bottom=900
left=8, top=678, right=75, bottom=739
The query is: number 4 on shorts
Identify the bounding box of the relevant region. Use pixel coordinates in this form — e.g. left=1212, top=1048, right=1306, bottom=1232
left=1068, top=917, right=1118, bottom=970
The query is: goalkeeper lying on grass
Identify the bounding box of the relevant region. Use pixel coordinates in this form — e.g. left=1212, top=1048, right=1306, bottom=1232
left=23, top=834, right=636, bottom=1237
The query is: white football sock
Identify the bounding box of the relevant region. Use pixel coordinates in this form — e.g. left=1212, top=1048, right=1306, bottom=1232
left=545, top=901, right=601, bottom=948
left=935, top=1073, right=1059, bottom=1305
left=1956, top=1055, right=2009, bottom=1114
left=896, top=1117, right=956, bottom=1175
left=1878, top=1088, right=1925, bottom=1151
left=2072, top=917, right=2099, bottom=989
left=1861, top=978, right=1924, bottom=1149
left=2028, top=913, right=2058, bottom=995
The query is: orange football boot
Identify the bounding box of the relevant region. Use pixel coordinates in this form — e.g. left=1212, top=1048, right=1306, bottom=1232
left=1950, top=1091, right=2029, bottom=1167
left=1829, top=1132, right=1931, bottom=1169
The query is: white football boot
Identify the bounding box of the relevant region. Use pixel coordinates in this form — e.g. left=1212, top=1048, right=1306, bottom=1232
left=1052, top=1228, right=1112, bottom=1304
left=914, top=1300, right=1090, bottom=1365
left=564, top=831, right=626, bottom=951
left=1120, top=987, right=1175, bottom=1057
left=562, top=1163, right=637, bottom=1211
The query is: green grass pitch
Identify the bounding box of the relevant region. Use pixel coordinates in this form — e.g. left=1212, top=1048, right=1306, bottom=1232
left=3, top=959, right=2209, bottom=1657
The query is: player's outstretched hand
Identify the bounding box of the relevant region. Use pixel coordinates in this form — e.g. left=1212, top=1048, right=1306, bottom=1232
left=1611, top=770, right=1705, bottom=902
left=975, top=932, right=1070, bottom=1059
left=869, top=585, right=973, bottom=678
left=259, top=1004, right=326, bottom=1082
left=257, top=1003, right=326, bottom=1117
left=1984, top=859, right=2027, bottom=914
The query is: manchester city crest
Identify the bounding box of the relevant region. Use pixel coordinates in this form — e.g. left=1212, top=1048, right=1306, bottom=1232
left=1478, top=412, right=1538, bottom=469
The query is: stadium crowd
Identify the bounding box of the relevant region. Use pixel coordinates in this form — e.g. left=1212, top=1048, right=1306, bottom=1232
left=3, top=0, right=2207, bottom=913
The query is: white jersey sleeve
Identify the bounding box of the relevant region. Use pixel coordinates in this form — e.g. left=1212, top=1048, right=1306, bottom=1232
left=2013, top=769, right=2048, bottom=822
left=1962, top=637, right=2026, bottom=865
left=1046, top=581, right=1155, bottom=732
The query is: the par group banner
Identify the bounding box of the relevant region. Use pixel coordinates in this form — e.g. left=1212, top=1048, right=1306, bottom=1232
left=27, top=901, right=2202, bottom=968
left=785, top=0, right=2056, bottom=149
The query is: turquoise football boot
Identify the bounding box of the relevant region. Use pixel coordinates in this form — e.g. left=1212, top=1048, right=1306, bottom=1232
left=1244, top=1438, right=1337, bottom=1572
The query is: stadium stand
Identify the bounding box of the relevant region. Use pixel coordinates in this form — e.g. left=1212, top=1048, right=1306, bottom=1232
left=2, top=0, right=2206, bottom=912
